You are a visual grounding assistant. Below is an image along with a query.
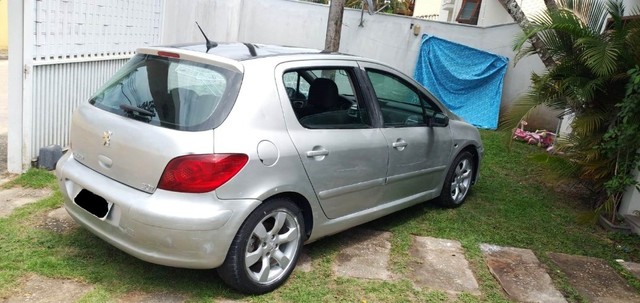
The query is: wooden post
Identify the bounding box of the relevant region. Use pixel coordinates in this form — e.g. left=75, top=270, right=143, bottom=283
left=325, top=0, right=346, bottom=52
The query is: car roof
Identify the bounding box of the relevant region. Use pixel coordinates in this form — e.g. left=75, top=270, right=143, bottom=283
left=165, top=42, right=343, bottom=61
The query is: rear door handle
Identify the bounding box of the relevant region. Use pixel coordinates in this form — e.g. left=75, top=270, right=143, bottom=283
left=306, top=149, right=329, bottom=157
left=392, top=140, right=408, bottom=149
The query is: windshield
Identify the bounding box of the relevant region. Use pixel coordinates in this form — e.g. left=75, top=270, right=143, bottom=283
left=90, top=54, right=242, bottom=131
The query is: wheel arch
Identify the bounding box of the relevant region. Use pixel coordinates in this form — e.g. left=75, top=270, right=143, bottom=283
left=264, top=192, right=314, bottom=239
left=458, top=144, right=480, bottom=184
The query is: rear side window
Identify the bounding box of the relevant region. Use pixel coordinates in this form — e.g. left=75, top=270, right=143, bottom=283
left=90, top=54, right=241, bottom=131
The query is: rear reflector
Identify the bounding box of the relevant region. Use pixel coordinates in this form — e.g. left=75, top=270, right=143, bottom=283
left=157, top=51, right=180, bottom=58
left=158, top=154, right=249, bottom=193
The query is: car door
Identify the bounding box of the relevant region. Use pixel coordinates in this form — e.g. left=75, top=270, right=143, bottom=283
left=276, top=61, right=389, bottom=219
left=359, top=63, right=453, bottom=204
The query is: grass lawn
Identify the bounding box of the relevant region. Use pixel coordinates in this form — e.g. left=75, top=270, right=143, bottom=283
left=1, top=130, right=639, bottom=302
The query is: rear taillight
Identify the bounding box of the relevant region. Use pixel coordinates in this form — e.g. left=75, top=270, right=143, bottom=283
left=158, top=154, right=249, bottom=193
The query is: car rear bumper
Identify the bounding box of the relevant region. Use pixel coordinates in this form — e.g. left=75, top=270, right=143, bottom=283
left=56, top=152, right=260, bottom=269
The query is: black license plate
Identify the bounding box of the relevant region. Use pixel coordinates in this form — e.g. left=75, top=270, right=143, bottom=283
left=74, top=189, right=112, bottom=219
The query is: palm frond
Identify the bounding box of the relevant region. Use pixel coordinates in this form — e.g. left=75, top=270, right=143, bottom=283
left=570, top=110, right=607, bottom=136
left=577, top=36, right=622, bottom=77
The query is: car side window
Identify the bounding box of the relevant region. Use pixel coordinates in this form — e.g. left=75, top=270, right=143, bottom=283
left=283, top=68, right=371, bottom=129
left=366, top=69, right=439, bottom=127
left=283, top=71, right=310, bottom=101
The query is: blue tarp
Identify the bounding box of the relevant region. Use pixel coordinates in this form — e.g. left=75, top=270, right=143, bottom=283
left=414, top=35, right=508, bottom=130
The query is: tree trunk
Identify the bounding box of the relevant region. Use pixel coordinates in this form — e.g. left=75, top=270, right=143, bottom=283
left=325, top=0, right=346, bottom=52
left=497, top=0, right=556, bottom=69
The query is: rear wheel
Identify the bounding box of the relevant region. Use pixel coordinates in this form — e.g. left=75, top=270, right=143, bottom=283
left=437, top=151, right=475, bottom=208
left=217, top=198, right=304, bottom=294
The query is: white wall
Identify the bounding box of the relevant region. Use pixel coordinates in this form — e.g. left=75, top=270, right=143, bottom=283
left=162, top=0, right=243, bottom=44
left=478, top=0, right=515, bottom=26
left=162, top=0, right=546, bottom=112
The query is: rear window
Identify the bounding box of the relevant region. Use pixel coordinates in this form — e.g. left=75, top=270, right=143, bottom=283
left=90, top=54, right=242, bottom=131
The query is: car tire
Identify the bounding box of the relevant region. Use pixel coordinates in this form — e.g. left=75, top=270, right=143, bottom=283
left=217, top=198, right=305, bottom=294
left=437, top=151, right=475, bottom=208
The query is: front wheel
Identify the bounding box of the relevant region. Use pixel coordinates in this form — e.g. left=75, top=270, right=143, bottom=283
left=437, top=151, right=475, bottom=208
left=217, top=198, right=305, bottom=294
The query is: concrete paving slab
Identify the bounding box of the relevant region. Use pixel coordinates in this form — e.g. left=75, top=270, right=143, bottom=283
left=408, top=236, right=480, bottom=295
left=549, top=253, right=640, bottom=303
left=4, top=275, right=93, bottom=303
left=480, top=244, right=566, bottom=303
left=618, top=261, right=640, bottom=280
left=0, top=187, right=53, bottom=218
left=40, top=207, right=78, bottom=233
left=118, top=292, right=187, bottom=303
left=333, top=229, right=393, bottom=280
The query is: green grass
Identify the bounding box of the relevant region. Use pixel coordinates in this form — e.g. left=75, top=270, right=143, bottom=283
left=1, top=130, right=639, bottom=302
left=2, top=168, right=56, bottom=189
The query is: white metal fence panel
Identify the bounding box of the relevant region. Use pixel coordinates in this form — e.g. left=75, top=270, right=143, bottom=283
left=33, top=0, right=162, bottom=61
left=24, top=0, right=164, bottom=162
left=31, top=59, right=129, bottom=159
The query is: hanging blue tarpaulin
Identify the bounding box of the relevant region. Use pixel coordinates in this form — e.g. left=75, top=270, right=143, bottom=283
left=414, top=35, right=508, bottom=130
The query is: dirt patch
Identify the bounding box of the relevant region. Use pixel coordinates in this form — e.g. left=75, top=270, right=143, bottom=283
left=548, top=252, right=640, bottom=302
left=37, top=207, right=78, bottom=234
left=0, top=187, right=53, bottom=218
left=295, top=248, right=312, bottom=273
left=117, top=291, right=188, bottom=303
left=3, top=274, right=93, bottom=303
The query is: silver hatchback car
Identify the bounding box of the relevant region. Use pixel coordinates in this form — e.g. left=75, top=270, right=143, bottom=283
left=56, top=42, right=483, bottom=294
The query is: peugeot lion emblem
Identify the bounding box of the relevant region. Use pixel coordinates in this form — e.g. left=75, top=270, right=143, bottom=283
left=102, top=131, right=112, bottom=147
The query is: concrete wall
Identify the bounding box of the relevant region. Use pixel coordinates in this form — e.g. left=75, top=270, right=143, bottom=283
left=0, top=0, right=7, bottom=49
left=162, top=0, right=547, bottom=114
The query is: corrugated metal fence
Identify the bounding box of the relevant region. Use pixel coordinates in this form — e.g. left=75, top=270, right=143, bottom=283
left=28, top=0, right=163, bottom=159
left=31, top=59, right=129, bottom=158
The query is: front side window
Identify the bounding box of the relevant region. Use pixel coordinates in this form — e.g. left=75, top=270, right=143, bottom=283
left=366, top=69, right=439, bottom=127
left=90, top=54, right=241, bottom=131
left=283, top=68, right=371, bottom=129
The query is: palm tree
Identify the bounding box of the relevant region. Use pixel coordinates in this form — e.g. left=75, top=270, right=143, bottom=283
left=496, top=0, right=557, bottom=68
left=503, top=0, right=640, bottom=215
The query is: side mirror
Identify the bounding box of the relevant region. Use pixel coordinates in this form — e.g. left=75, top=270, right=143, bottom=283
left=430, top=113, right=449, bottom=127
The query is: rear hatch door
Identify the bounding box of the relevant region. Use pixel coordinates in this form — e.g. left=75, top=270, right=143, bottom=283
left=70, top=51, right=243, bottom=192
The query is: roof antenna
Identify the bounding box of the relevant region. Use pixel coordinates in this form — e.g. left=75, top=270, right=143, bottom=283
left=195, top=22, right=217, bottom=52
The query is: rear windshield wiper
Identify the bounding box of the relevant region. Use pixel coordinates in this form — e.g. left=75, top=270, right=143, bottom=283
left=119, top=104, right=155, bottom=117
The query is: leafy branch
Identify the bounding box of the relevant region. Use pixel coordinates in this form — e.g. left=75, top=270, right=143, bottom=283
left=598, top=66, right=640, bottom=222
